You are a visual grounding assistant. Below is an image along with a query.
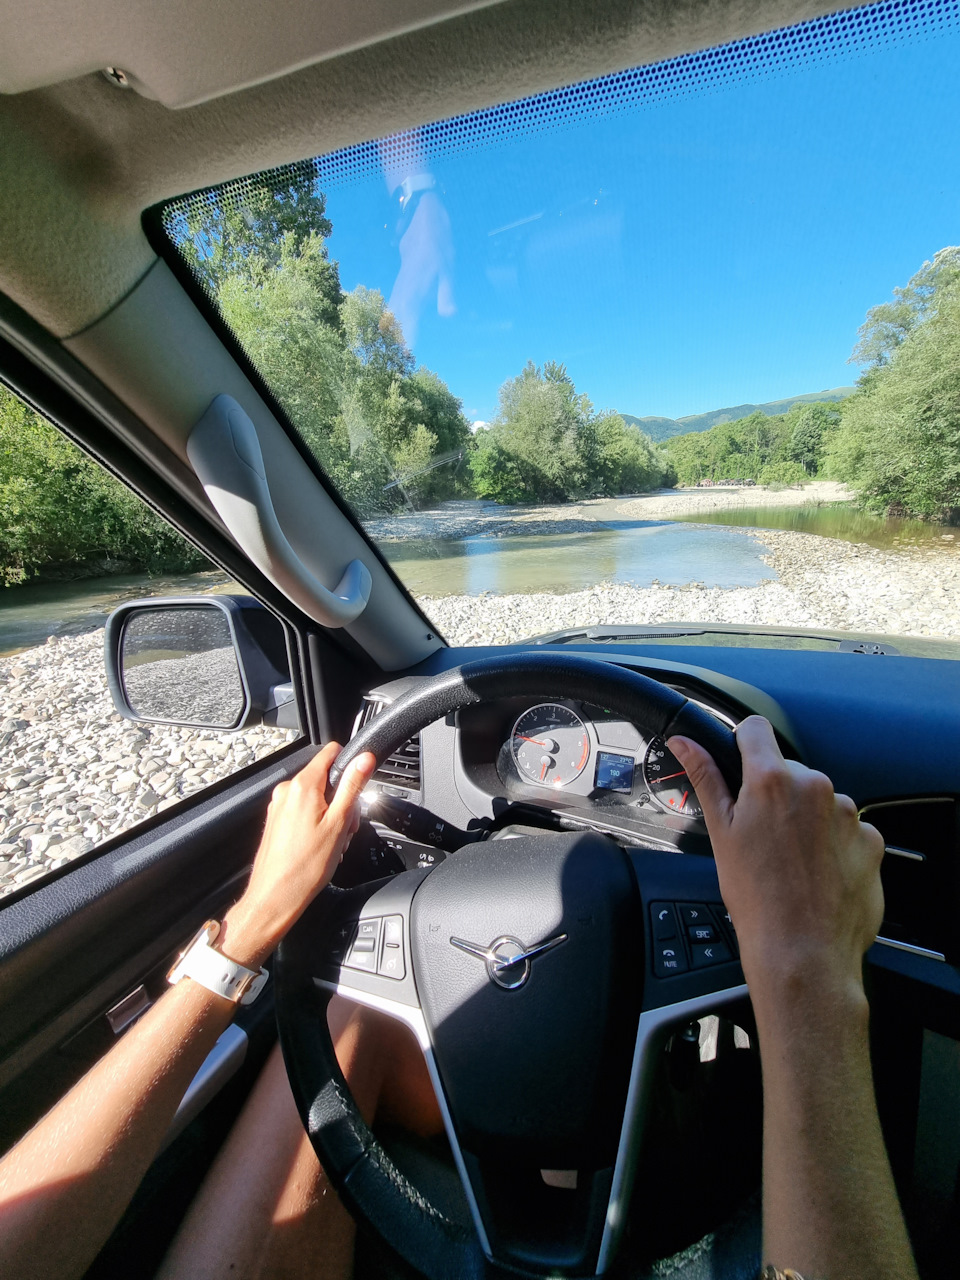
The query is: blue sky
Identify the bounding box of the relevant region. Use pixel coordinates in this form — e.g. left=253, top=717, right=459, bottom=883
left=324, top=25, right=960, bottom=424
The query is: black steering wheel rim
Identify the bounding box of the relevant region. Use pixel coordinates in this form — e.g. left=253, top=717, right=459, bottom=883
left=328, top=651, right=742, bottom=796
left=277, top=653, right=747, bottom=1280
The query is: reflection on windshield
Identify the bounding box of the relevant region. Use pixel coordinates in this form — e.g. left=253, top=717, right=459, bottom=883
left=163, top=0, right=960, bottom=654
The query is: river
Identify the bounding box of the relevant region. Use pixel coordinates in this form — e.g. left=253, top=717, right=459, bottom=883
left=0, top=502, right=955, bottom=656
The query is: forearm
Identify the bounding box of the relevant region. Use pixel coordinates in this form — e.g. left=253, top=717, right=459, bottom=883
left=0, top=979, right=236, bottom=1280
left=754, top=978, right=918, bottom=1280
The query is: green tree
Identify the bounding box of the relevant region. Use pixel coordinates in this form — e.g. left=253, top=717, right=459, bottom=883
left=850, top=247, right=960, bottom=369
left=828, top=273, right=960, bottom=521
left=190, top=174, right=470, bottom=517
left=0, top=386, right=206, bottom=585
left=470, top=361, right=671, bottom=502
left=663, top=401, right=838, bottom=487
left=788, top=403, right=839, bottom=475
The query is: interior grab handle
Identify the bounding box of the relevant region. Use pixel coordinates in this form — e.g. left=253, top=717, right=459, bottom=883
left=187, top=395, right=372, bottom=628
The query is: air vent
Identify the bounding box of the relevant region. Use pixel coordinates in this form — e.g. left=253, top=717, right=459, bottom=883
left=862, top=798, right=958, bottom=961
left=355, top=696, right=422, bottom=794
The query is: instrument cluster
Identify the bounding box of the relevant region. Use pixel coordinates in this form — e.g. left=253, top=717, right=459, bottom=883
left=455, top=690, right=738, bottom=844
left=508, top=701, right=704, bottom=820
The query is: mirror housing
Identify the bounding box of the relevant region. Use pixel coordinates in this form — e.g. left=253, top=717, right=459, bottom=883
left=104, top=595, right=298, bottom=731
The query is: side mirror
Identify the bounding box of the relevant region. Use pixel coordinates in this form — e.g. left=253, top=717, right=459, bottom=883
left=104, top=596, right=298, bottom=731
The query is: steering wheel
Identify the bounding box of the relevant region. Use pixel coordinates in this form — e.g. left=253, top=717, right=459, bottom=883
left=275, top=653, right=754, bottom=1278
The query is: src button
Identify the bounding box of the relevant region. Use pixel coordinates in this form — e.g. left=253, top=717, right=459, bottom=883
left=688, top=923, right=717, bottom=943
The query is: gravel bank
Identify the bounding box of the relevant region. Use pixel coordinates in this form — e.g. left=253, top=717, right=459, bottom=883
left=365, top=482, right=853, bottom=542
left=0, top=631, right=297, bottom=898
left=418, top=528, right=960, bottom=646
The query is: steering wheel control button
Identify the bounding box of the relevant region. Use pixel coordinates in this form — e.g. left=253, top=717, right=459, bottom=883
left=688, top=923, right=718, bottom=943
left=691, top=941, right=732, bottom=968
left=678, top=904, right=711, bottom=926
left=650, top=903, right=678, bottom=940
left=653, top=942, right=688, bottom=976
left=344, top=918, right=382, bottom=972
left=383, top=915, right=403, bottom=947
left=378, top=944, right=405, bottom=980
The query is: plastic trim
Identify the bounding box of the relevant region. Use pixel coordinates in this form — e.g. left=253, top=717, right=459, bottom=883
left=188, top=395, right=372, bottom=627
left=597, top=983, right=751, bottom=1272
left=314, top=977, right=493, bottom=1258
left=874, top=936, right=946, bottom=963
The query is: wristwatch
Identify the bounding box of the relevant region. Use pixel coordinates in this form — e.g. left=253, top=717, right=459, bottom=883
left=167, top=919, right=269, bottom=1006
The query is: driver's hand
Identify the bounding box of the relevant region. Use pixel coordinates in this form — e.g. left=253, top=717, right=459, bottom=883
left=668, top=717, right=884, bottom=1010
left=221, top=743, right=376, bottom=968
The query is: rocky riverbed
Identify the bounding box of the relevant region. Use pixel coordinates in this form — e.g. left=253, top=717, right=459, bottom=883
left=420, top=528, right=960, bottom=645
left=364, top=482, right=853, bottom=542
left=0, top=632, right=296, bottom=898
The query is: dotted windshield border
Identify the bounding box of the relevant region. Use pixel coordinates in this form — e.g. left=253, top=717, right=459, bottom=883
left=160, top=0, right=960, bottom=274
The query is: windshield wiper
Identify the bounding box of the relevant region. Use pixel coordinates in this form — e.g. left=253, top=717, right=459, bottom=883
left=524, top=623, right=902, bottom=654
left=527, top=624, right=710, bottom=645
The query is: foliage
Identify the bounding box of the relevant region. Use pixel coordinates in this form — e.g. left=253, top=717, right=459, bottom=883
left=186, top=172, right=472, bottom=519
left=827, top=251, right=960, bottom=521
left=0, top=386, right=207, bottom=585
left=664, top=403, right=838, bottom=486
left=469, top=361, right=672, bottom=503
left=849, top=247, right=960, bottom=370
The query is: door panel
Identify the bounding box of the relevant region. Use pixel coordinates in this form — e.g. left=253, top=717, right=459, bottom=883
left=0, top=739, right=316, bottom=1152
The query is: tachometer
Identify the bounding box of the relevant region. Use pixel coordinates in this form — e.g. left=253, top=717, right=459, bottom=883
left=642, top=736, right=703, bottom=819
left=511, top=703, right=590, bottom=788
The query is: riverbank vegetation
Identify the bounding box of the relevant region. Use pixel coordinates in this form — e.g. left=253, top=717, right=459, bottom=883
left=0, top=386, right=208, bottom=586
left=664, top=247, right=960, bottom=522
left=179, top=172, right=673, bottom=511
left=828, top=247, right=960, bottom=523
left=664, top=401, right=840, bottom=487
left=469, top=361, right=674, bottom=502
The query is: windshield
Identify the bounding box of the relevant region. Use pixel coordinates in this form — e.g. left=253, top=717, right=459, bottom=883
left=159, top=0, right=960, bottom=657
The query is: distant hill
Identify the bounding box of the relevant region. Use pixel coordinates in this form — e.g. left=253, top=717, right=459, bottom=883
left=620, top=387, right=854, bottom=442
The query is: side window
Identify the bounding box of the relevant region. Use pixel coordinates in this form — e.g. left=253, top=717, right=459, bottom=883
left=0, top=385, right=300, bottom=901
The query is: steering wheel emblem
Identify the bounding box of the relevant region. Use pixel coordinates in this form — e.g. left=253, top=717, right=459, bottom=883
left=449, top=932, right=568, bottom=989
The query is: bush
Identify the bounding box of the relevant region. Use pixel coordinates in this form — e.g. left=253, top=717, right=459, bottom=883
left=0, top=386, right=207, bottom=585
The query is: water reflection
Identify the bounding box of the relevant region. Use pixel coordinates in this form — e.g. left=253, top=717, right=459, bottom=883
left=680, top=503, right=960, bottom=551
left=384, top=523, right=776, bottom=596
left=0, top=570, right=237, bottom=656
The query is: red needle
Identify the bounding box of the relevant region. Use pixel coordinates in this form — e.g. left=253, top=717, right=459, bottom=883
left=518, top=735, right=549, bottom=747
left=678, top=790, right=689, bottom=812
left=540, top=760, right=548, bottom=781
left=652, top=770, right=687, bottom=785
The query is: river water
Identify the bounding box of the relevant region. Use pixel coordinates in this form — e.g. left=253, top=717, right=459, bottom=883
left=0, top=503, right=954, bottom=656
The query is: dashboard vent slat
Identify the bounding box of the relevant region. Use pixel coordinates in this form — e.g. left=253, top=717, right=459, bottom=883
left=355, top=696, right=422, bottom=794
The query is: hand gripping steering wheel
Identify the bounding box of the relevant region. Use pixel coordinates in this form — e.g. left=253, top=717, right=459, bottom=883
left=275, top=653, right=755, bottom=1278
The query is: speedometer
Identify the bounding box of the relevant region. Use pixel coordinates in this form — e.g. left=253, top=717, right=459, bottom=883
left=642, top=736, right=703, bottom=819
left=511, top=704, right=590, bottom=788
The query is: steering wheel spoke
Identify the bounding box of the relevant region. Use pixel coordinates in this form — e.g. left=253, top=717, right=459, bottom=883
left=598, top=849, right=750, bottom=1268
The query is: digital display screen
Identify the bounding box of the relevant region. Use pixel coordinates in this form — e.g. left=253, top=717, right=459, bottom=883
left=595, top=752, right=635, bottom=793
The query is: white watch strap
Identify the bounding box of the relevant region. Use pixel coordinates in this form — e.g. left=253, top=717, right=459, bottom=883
left=168, top=922, right=269, bottom=1006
